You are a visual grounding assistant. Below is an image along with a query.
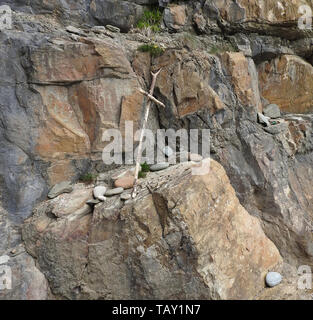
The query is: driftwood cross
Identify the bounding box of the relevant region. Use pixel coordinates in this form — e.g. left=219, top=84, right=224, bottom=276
left=132, top=69, right=164, bottom=198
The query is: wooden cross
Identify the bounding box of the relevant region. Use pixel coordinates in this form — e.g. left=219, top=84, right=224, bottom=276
left=132, top=69, right=164, bottom=198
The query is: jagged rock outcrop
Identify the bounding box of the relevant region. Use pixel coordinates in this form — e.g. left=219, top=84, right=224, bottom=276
left=258, top=54, right=313, bottom=113
left=22, top=160, right=283, bottom=300
left=1, top=0, right=313, bottom=300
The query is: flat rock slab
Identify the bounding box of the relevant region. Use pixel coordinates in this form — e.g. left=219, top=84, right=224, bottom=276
left=263, top=104, right=281, bottom=119
left=51, top=188, right=92, bottom=218
left=150, top=162, right=170, bottom=172
left=105, top=187, right=124, bottom=196
left=48, top=181, right=73, bottom=199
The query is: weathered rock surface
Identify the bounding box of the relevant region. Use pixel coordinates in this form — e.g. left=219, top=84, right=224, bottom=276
left=48, top=181, right=73, bottom=199
left=22, top=161, right=283, bottom=299
left=259, top=55, right=313, bottom=114
left=1, top=0, right=313, bottom=300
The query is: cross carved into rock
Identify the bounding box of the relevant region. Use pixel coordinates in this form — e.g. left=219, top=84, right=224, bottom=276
left=132, top=69, right=164, bottom=198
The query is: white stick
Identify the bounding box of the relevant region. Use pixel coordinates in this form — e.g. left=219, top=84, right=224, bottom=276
left=139, top=89, right=165, bottom=108
left=132, top=69, right=162, bottom=198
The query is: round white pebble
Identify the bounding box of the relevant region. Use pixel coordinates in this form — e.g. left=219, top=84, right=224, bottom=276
left=265, top=272, right=282, bottom=287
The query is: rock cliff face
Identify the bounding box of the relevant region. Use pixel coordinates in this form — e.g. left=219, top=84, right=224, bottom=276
left=0, top=0, right=313, bottom=300
left=22, top=160, right=282, bottom=300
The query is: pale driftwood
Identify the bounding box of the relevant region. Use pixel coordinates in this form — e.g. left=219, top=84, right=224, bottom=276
left=139, top=89, right=165, bottom=108
left=132, top=69, right=162, bottom=198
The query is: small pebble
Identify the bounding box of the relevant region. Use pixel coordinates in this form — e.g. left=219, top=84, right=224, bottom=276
left=105, top=187, right=124, bottom=196
left=120, top=193, right=132, bottom=201
left=150, top=162, right=170, bottom=172
left=265, top=272, right=282, bottom=287
left=93, top=186, right=107, bottom=201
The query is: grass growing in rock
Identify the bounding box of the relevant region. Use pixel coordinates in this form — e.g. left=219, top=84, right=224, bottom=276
left=138, top=162, right=150, bottom=179
left=138, top=43, right=164, bottom=57
left=209, top=43, right=238, bottom=55
left=79, top=173, right=97, bottom=184
left=136, top=8, right=163, bottom=32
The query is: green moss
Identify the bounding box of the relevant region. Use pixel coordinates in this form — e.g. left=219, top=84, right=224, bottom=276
left=138, top=162, right=150, bottom=179
left=138, top=43, right=164, bottom=57
left=79, top=173, right=97, bottom=184
left=136, top=8, right=162, bottom=32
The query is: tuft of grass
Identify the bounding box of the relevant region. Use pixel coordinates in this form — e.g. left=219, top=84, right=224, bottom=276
left=136, top=8, right=162, bottom=32
left=138, top=43, right=164, bottom=57
left=138, top=162, right=150, bottom=179
left=79, top=173, right=97, bottom=184
left=141, top=162, right=150, bottom=172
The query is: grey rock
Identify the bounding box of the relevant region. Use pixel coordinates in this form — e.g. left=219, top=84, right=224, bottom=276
left=150, top=162, right=170, bottom=171
left=106, top=25, right=120, bottom=33
left=86, top=199, right=100, bottom=206
left=266, top=272, right=282, bottom=287
left=90, top=0, right=144, bottom=32
left=264, top=122, right=288, bottom=135
left=105, top=187, right=124, bottom=196
left=48, top=181, right=73, bottom=199
left=91, top=26, right=107, bottom=33
left=65, top=26, right=84, bottom=36
left=120, top=193, right=132, bottom=201
left=263, top=104, right=281, bottom=119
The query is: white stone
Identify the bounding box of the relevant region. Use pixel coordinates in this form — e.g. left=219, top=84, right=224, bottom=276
left=258, top=112, right=270, bottom=127
left=93, top=186, right=107, bottom=201
left=265, top=272, right=282, bottom=287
